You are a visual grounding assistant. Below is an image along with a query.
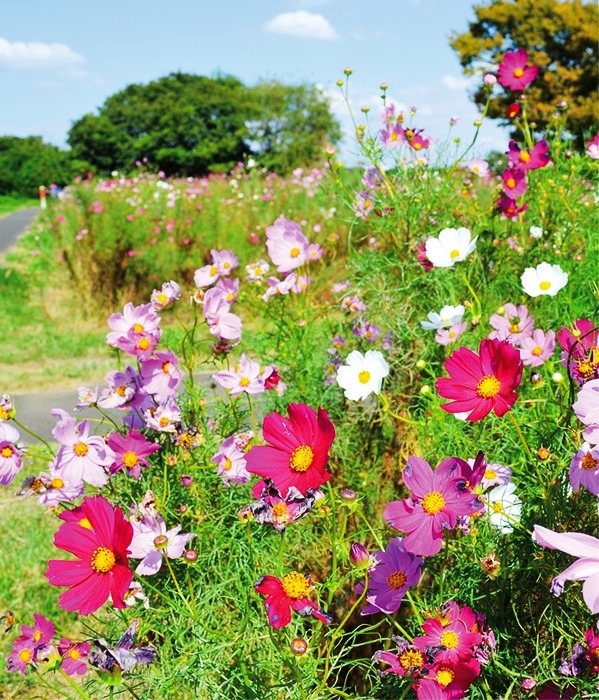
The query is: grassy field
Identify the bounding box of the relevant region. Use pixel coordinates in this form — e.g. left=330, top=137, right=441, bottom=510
left=0, top=195, right=38, bottom=217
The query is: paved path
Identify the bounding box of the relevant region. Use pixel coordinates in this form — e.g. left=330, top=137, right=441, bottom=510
left=0, top=208, right=39, bottom=253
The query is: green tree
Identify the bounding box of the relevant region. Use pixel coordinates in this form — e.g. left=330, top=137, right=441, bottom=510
left=450, top=0, right=598, bottom=145
left=0, top=136, right=73, bottom=197
left=246, top=82, right=341, bottom=172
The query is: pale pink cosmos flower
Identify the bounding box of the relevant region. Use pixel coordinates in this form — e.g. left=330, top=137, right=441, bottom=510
left=532, top=525, right=599, bottom=614
left=76, top=386, right=98, bottom=409
left=98, top=367, right=139, bottom=409
left=519, top=329, right=556, bottom=367
left=52, top=416, right=114, bottom=488
left=292, top=275, right=310, bottom=294
left=212, top=249, right=238, bottom=276
left=266, top=217, right=309, bottom=273
left=139, top=351, right=183, bottom=402
left=435, top=320, right=468, bottom=346
left=306, top=243, right=324, bottom=261
left=573, top=379, right=599, bottom=444
left=246, top=260, right=270, bottom=282
left=466, top=158, right=489, bottom=178
left=194, top=263, right=220, bottom=288
left=262, top=274, right=297, bottom=302
left=22, top=463, right=84, bottom=506
left=129, top=514, right=195, bottom=576
left=213, top=354, right=265, bottom=396
left=215, top=277, right=239, bottom=305
left=489, top=303, right=535, bottom=345
left=106, top=303, right=161, bottom=354
left=150, top=280, right=181, bottom=310
left=203, top=287, right=242, bottom=341
left=211, top=435, right=250, bottom=485
left=0, top=423, right=25, bottom=486
left=569, top=442, right=599, bottom=496
left=143, top=399, right=181, bottom=433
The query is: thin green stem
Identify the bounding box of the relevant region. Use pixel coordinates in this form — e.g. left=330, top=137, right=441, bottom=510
left=58, top=668, right=93, bottom=700
left=163, top=556, right=197, bottom=621
left=11, top=417, right=54, bottom=453
left=507, top=410, right=534, bottom=462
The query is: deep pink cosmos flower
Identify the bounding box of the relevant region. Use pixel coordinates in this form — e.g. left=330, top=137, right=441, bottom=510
left=6, top=637, right=37, bottom=674
left=414, top=658, right=481, bottom=700
left=245, top=403, right=335, bottom=496
left=255, top=572, right=332, bottom=629
left=18, top=614, right=55, bottom=649
left=59, top=637, right=90, bottom=676
left=384, top=457, right=483, bottom=557
left=107, top=429, right=160, bottom=480
left=360, top=538, right=423, bottom=615
left=507, top=139, right=550, bottom=170
left=45, top=496, right=133, bottom=615
left=557, top=319, right=599, bottom=385
left=435, top=338, right=523, bottom=421
left=497, top=49, right=538, bottom=90
left=414, top=618, right=482, bottom=665
left=501, top=167, right=527, bottom=198
left=497, top=195, right=528, bottom=219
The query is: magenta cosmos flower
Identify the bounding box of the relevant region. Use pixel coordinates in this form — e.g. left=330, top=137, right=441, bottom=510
left=45, top=496, right=133, bottom=615
left=557, top=318, right=599, bottom=385
left=501, top=168, right=527, bottom=198
left=507, top=139, right=550, bottom=170
left=436, top=338, right=523, bottom=421
left=59, top=637, right=90, bottom=676
left=360, top=538, right=423, bottom=615
left=255, top=572, right=332, bottom=629
left=107, top=429, right=160, bottom=480
left=497, top=48, right=538, bottom=90
left=384, top=457, right=483, bottom=557
left=414, top=617, right=482, bottom=665
left=245, top=403, right=335, bottom=497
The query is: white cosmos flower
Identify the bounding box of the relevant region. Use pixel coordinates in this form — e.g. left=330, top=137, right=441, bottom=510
left=485, top=482, right=522, bottom=533
left=425, top=227, right=478, bottom=268
left=529, top=225, right=543, bottom=239
left=521, top=262, right=568, bottom=297
left=420, top=304, right=465, bottom=330
left=336, top=350, right=390, bottom=402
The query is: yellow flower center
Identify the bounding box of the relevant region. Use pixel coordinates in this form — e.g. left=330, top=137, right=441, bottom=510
left=0, top=407, right=9, bottom=420
left=390, top=132, right=398, bottom=142
left=223, top=458, right=233, bottom=471
left=510, top=323, right=520, bottom=333
left=290, top=445, right=314, bottom=473
left=281, top=572, right=311, bottom=599
left=69, top=648, right=81, bottom=660
left=159, top=416, right=170, bottom=427
left=358, top=370, right=371, bottom=384
left=484, top=469, right=497, bottom=481
left=123, top=451, right=139, bottom=468
left=519, top=151, right=531, bottom=163
left=539, top=281, right=551, bottom=291
left=90, top=546, right=116, bottom=573
left=74, top=442, right=88, bottom=456
left=138, top=338, right=151, bottom=351
left=386, top=570, right=407, bottom=589
left=210, top=265, right=218, bottom=276
left=50, top=477, right=64, bottom=489
left=239, top=377, right=250, bottom=387
left=33, top=631, right=42, bottom=642
left=449, top=249, right=460, bottom=259
left=272, top=503, right=290, bottom=524
left=413, top=142, right=422, bottom=150
left=132, top=323, right=144, bottom=334
left=19, top=648, right=33, bottom=663
left=223, top=261, right=231, bottom=269
left=440, top=630, right=460, bottom=649
left=437, top=667, right=455, bottom=687
left=157, top=293, right=168, bottom=304
left=506, top=177, right=516, bottom=189
left=492, top=502, right=504, bottom=513
left=532, top=346, right=543, bottom=356
left=162, top=361, right=172, bottom=374
left=399, top=649, right=424, bottom=669
left=422, top=491, right=445, bottom=515
left=578, top=361, right=595, bottom=378
left=513, top=67, right=525, bottom=78
left=476, top=375, right=501, bottom=398
left=582, top=452, right=598, bottom=471
left=290, top=247, right=300, bottom=258
left=116, top=385, right=127, bottom=397
left=1, top=446, right=13, bottom=458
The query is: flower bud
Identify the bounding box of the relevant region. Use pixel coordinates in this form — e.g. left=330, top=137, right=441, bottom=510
left=181, top=475, right=194, bottom=487
left=529, top=372, right=543, bottom=386
left=416, top=359, right=426, bottom=369
left=537, top=446, right=550, bottom=461
left=551, top=372, right=563, bottom=383
left=340, top=488, right=357, bottom=502
left=420, top=384, right=431, bottom=395
left=350, top=543, right=370, bottom=568
left=483, top=73, right=497, bottom=86
left=184, top=549, right=198, bottom=562
left=343, top=67, right=353, bottom=76
left=290, top=638, right=308, bottom=655
left=380, top=82, right=388, bottom=91
left=153, top=535, right=169, bottom=549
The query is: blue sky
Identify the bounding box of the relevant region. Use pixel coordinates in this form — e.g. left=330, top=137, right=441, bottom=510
left=0, top=0, right=509, bottom=164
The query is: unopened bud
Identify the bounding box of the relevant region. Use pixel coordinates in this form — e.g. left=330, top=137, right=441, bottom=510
left=290, top=638, right=308, bottom=655
left=184, top=549, right=198, bottom=563
left=529, top=372, right=543, bottom=386
left=340, top=488, right=357, bottom=502
left=537, top=447, right=550, bottom=461
left=350, top=543, right=370, bottom=568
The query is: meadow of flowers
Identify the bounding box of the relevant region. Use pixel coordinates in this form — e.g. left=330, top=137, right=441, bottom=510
left=1, top=50, right=598, bottom=699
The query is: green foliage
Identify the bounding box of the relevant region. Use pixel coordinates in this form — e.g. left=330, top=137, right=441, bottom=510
left=68, top=73, right=341, bottom=177
left=0, top=136, right=74, bottom=198
left=450, top=0, right=599, bottom=146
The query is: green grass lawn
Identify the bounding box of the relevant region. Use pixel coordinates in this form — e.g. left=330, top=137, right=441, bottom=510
left=0, top=196, right=38, bottom=218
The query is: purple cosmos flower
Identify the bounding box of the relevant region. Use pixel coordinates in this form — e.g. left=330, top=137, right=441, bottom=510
left=76, top=386, right=98, bottom=409
left=6, top=637, right=37, bottom=674
left=245, top=479, right=317, bottom=532
left=59, top=638, right=90, bottom=676
left=519, top=329, right=556, bottom=367
left=306, top=243, right=324, bottom=261
left=532, top=525, right=599, bottom=614
left=380, top=123, right=405, bottom=148
left=0, top=423, right=24, bottom=486
left=129, top=514, right=195, bottom=575
left=107, top=429, right=160, bottom=480
left=362, top=166, right=384, bottom=189
left=476, top=461, right=512, bottom=490
left=211, top=434, right=250, bottom=485
left=53, top=415, right=114, bottom=488
left=359, top=538, right=423, bottom=615
left=353, top=190, right=374, bottom=219
left=151, top=280, right=181, bottom=311
left=569, top=442, right=599, bottom=496
left=139, top=351, right=183, bottom=402
left=384, top=456, right=483, bottom=556
left=332, top=281, right=350, bottom=294
left=341, top=295, right=367, bottom=314
left=573, top=378, right=599, bottom=444
left=88, top=620, right=156, bottom=674
left=488, top=303, right=534, bottom=345
left=351, top=319, right=381, bottom=342
left=213, top=353, right=265, bottom=397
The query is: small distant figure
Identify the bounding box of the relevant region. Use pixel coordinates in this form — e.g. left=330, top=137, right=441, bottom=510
left=38, top=185, right=47, bottom=209
left=49, top=183, right=62, bottom=198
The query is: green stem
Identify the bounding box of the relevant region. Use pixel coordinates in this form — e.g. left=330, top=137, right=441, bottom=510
left=58, top=668, right=93, bottom=700
left=11, top=417, right=54, bottom=453
left=163, top=556, right=197, bottom=621
left=378, top=393, right=423, bottom=427
left=507, top=410, right=534, bottom=462
left=461, top=272, right=482, bottom=321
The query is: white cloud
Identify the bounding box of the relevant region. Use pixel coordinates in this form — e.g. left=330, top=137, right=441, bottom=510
left=441, top=74, right=477, bottom=91
left=264, top=12, right=339, bottom=41
left=0, top=36, right=84, bottom=69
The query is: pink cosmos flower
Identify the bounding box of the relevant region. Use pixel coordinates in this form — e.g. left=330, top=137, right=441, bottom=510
left=129, top=514, right=195, bottom=575
left=59, top=638, right=90, bottom=676
left=107, top=429, right=160, bottom=480
left=0, top=423, right=24, bottom=486
left=212, top=353, right=265, bottom=396
left=45, top=496, right=133, bottom=615
left=359, top=538, right=423, bottom=615
left=306, top=243, right=324, bottom=261
left=143, top=398, right=181, bottom=433
left=211, top=248, right=238, bottom=276
left=435, top=320, right=468, bottom=346
left=435, top=338, right=523, bottom=421
left=532, top=525, right=599, bottom=614
left=245, top=403, right=335, bottom=497
left=501, top=168, right=527, bottom=198
left=573, top=378, right=599, bottom=444
left=53, top=416, right=114, bottom=488
left=488, top=303, right=534, bottom=345
left=150, top=280, right=181, bottom=310
left=194, top=262, right=220, bottom=288
left=466, top=158, right=490, bottom=178
left=557, top=319, right=599, bottom=385
left=203, top=287, right=242, bottom=341
left=255, top=572, right=332, bottom=629
left=384, top=457, right=483, bottom=557
left=211, top=435, right=250, bottom=485
left=414, top=659, right=481, bottom=699
left=497, top=195, right=528, bottom=220
left=18, top=464, right=84, bottom=506
left=380, top=122, right=405, bottom=147
left=507, top=139, right=550, bottom=170
left=19, top=614, right=55, bottom=649
left=139, top=351, right=184, bottom=402
left=98, top=367, right=139, bottom=409
left=106, top=302, right=162, bottom=358
left=414, top=618, right=482, bottom=665
left=292, top=274, right=311, bottom=294
left=586, top=134, right=599, bottom=159
left=262, top=273, right=297, bottom=302
left=6, top=637, right=37, bottom=674
left=497, top=49, right=538, bottom=90
left=353, top=190, right=375, bottom=219
left=266, top=216, right=309, bottom=273
left=519, top=329, right=556, bottom=367
left=569, top=442, right=599, bottom=496
left=215, top=277, right=240, bottom=305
